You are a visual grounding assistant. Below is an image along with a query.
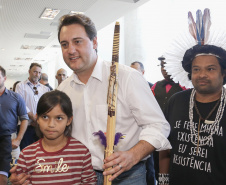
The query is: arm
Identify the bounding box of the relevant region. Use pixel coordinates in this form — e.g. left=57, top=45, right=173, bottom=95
left=159, top=149, right=170, bottom=173
left=81, top=150, right=97, bottom=184
left=10, top=166, right=30, bottom=185
left=10, top=154, right=31, bottom=185
left=158, top=92, right=172, bottom=185
left=103, top=140, right=155, bottom=181
left=27, top=112, right=36, bottom=127
left=103, top=71, right=171, bottom=181
left=159, top=150, right=170, bottom=185
left=15, top=83, right=31, bottom=114
left=12, top=120, right=28, bottom=149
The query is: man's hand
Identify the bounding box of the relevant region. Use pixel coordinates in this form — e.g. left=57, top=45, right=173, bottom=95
left=103, top=140, right=155, bottom=182
left=10, top=166, right=30, bottom=185
left=11, top=139, right=20, bottom=149
left=102, top=150, right=136, bottom=182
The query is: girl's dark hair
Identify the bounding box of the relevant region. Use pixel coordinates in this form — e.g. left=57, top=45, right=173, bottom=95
left=36, top=90, right=73, bottom=138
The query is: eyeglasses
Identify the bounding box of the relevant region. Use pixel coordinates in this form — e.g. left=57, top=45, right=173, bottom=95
left=33, top=87, right=38, bottom=95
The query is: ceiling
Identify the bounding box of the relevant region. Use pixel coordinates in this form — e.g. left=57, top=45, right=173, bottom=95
left=0, top=0, right=149, bottom=76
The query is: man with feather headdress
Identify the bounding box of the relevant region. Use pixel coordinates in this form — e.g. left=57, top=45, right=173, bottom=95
left=159, top=8, right=226, bottom=185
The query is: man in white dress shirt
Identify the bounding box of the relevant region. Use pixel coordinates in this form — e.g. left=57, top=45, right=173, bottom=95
left=15, top=63, right=49, bottom=150
left=10, top=15, right=171, bottom=185
left=57, top=14, right=171, bottom=184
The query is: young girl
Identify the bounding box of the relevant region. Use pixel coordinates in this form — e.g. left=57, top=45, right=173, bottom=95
left=16, top=90, right=97, bottom=184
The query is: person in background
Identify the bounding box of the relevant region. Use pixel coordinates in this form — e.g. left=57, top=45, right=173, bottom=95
left=12, top=81, right=21, bottom=92
left=55, top=68, right=68, bottom=86
left=130, top=61, right=153, bottom=87
left=130, top=61, right=155, bottom=185
left=151, top=56, right=186, bottom=112
left=151, top=56, right=186, bottom=184
left=39, top=73, right=53, bottom=90
left=0, top=66, right=28, bottom=185
left=15, top=63, right=49, bottom=150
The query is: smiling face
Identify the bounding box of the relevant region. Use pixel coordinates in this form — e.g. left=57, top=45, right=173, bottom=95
left=37, top=104, right=72, bottom=142
left=59, top=24, right=97, bottom=81
left=191, top=55, right=225, bottom=95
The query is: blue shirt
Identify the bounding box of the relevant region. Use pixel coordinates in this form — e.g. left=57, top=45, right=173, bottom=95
left=0, top=88, right=28, bottom=136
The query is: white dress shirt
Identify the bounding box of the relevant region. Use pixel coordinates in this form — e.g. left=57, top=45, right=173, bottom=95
left=15, top=79, right=49, bottom=125
left=58, top=57, right=171, bottom=170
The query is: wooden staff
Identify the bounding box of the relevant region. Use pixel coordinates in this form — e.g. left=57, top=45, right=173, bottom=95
left=104, top=22, right=120, bottom=185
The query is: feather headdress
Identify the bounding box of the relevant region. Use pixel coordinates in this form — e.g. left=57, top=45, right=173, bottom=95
left=164, top=8, right=226, bottom=88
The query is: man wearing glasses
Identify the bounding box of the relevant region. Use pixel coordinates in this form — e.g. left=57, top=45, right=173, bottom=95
left=15, top=63, right=49, bottom=150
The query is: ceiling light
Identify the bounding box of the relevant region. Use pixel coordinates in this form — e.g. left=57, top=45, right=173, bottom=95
left=14, top=57, right=32, bottom=61
left=24, top=33, right=50, bottom=39
left=35, top=46, right=45, bottom=50
left=21, top=45, right=45, bottom=50
left=70, top=11, right=84, bottom=15
left=51, top=45, right=61, bottom=48
left=50, top=22, right=58, bottom=26
left=40, top=8, right=60, bottom=20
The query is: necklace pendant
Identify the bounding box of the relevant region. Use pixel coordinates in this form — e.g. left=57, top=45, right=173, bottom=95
left=204, top=120, right=214, bottom=124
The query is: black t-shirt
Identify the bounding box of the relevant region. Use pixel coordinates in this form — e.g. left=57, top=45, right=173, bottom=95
left=165, top=89, right=226, bottom=185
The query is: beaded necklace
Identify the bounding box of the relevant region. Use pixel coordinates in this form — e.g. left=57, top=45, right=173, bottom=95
left=189, top=87, right=226, bottom=149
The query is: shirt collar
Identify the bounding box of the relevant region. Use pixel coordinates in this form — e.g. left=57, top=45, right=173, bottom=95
left=91, top=56, right=103, bottom=82
left=70, top=56, right=103, bottom=85
left=4, top=88, right=8, bottom=94
left=26, top=79, right=40, bottom=87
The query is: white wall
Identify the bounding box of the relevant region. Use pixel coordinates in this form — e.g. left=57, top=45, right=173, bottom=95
left=7, top=0, right=226, bottom=88
left=98, top=17, right=125, bottom=65
left=5, top=74, right=28, bottom=90
left=102, top=0, right=226, bottom=84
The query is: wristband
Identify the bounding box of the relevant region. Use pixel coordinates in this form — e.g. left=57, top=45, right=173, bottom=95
left=158, top=173, right=169, bottom=185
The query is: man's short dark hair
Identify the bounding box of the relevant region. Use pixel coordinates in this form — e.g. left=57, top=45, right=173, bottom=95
left=58, top=14, right=97, bottom=42
left=0, top=66, right=6, bottom=77
left=131, top=61, right=144, bottom=71
left=29, top=63, right=42, bottom=70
